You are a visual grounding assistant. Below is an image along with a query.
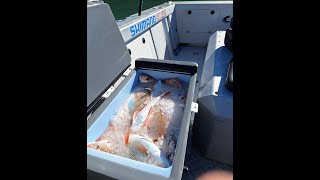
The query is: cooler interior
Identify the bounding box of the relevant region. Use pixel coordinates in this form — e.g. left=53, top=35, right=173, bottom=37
left=87, top=68, right=191, bottom=177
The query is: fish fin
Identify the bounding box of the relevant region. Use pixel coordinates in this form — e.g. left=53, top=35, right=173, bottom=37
left=124, top=128, right=130, bottom=145
left=95, top=136, right=103, bottom=142
left=133, top=143, right=148, bottom=155
left=136, top=102, right=146, bottom=112
left=132, top=111, right=138, bottom=123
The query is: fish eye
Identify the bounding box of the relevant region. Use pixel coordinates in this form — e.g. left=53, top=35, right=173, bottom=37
left=97, top=146, right=100, bottom=150
left=145, top=151, right=150, bottom=156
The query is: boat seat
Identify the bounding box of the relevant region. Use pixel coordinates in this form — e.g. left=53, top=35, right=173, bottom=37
left=194, top=31, right=233, bottom=165
left=200, top=31, right=233, bottom=92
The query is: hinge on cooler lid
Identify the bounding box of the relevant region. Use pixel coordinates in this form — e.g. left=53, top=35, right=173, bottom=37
left=123, top=66, right=133, bottom=76
left=102, top=86, right=115, bottom=98
left=191, top=102, right=198, bottom=113
left=101, top=66, right=133, bottom=99
left=87, top=65, right=133, bottom=120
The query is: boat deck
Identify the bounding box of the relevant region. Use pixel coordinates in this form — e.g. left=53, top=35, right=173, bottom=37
left=182, top=145, right=233, bottom=180
left=172, top=45, right=206, bottom=84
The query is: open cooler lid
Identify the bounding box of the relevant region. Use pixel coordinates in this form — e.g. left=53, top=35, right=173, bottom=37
left=87, top=1, right=131, bottom=109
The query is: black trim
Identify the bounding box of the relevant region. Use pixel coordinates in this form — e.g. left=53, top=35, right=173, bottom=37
left=149, top=29, right=159, bottom=59
left=138, top=0, right=143, bottom=16
left=135, top=58, right=198, bottom=75
left=87, top=97, right=106, bottom=117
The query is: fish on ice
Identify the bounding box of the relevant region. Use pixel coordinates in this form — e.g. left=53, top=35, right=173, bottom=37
left=128, top=134, right=170, bottom=168
left=87, top=139, right=116, bottom=154
left=145, top=106, right=168, bottom=141
left=131, top=91, right=171, bottom=133
left=127, top=74, right=162, bottom=116
left=162, top=78, right=183, bottom=88
left=125, top=91, right=171, bottom=145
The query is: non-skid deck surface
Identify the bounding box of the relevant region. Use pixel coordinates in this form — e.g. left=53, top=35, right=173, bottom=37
left=172, top=45, right=233, bottom=179
left=172, top=45, right=206, bottom=84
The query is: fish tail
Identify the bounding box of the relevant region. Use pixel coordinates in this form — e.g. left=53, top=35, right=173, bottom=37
left=95, top=136, right=103, bottom=142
